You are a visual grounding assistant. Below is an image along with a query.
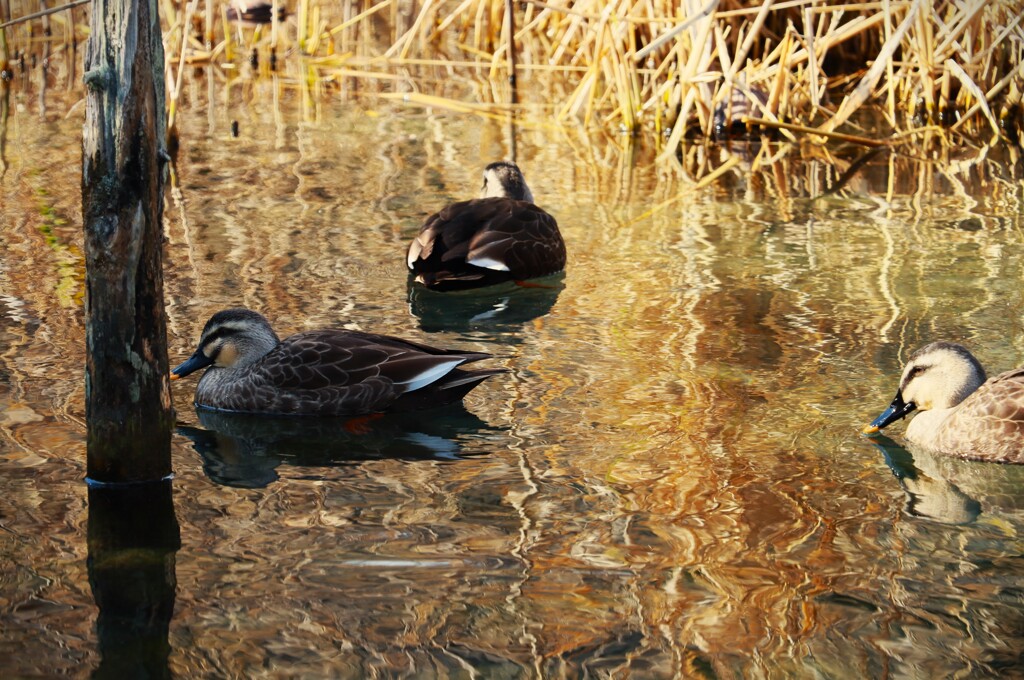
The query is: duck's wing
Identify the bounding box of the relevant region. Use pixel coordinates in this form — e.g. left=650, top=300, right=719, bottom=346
left=408, top=197, right=565, bottom=285
left=407, top=198, right=483, bottom=269
left=951, top=369, right=1024, bottom=428
left=466, top=200, right=565, bottom=279
left=244, top=330, right=496, bottom=415
left=938, top=368, right=1024, bottom=462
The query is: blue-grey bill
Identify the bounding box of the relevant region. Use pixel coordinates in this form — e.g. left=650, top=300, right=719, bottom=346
left=862, top=391, right=916, bottom=436
left=171, top=351, right=213, bottom=380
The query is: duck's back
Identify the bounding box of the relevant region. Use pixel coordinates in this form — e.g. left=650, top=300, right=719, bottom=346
left=408, top=197, right=565, bottom=290
left=195, top=330, right=494, bottom=416
left=926, top=368, right=1024, bottom=463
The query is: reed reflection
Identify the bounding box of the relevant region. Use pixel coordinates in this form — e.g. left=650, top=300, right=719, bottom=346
left=87, top=480, right=180, bottom=679
left=680, top=137, right=1023, bottom=204
left=407, top=275, right=563, bottom=336
left=177, top=404, right=506, bottom=488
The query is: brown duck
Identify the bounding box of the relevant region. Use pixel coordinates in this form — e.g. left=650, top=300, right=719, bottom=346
left=863, top=341, right=1024, bottom=463
left=407, top=161, right=566, bottom=291
left=171, top=308, right=503, bottom=416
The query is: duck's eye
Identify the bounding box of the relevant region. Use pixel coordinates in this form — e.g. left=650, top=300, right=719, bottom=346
left=203, top=337, right=226, bottom=360
left=908, top=365, right=926, bottom=379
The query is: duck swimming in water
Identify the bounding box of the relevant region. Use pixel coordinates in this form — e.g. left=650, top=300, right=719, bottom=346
left=406, top=161, right=566, bottom=291
left=171, top=308, right=503, bottom=416
left=863, top=341, right=1024, bottom=464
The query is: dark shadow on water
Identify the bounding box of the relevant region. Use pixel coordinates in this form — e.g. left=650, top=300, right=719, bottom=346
left=865, top=433, right=983, bottom=525
left=87, top=480, right=180, bottom=679
left=407, top=274, right=564, bottom=336
left=177, top=404, right=507, bottom=488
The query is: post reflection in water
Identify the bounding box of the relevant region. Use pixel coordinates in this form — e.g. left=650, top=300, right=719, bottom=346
left=87, top=480, right=180, bottom=679
left=177, top=404, right=506, bottom=488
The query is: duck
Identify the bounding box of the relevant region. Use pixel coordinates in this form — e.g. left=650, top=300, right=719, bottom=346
left=863, top=341, right=1024, bottom=464
left=227, top=0, right=286, bottom=25
left=170, top=308, right=504, bottom=416
left=406, top=161, right=566, bottom=291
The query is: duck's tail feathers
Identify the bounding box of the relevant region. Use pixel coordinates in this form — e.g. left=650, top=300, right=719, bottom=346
left=439, top=368, right=506, bottom=390
left=392, top=368, right=506, bottom=411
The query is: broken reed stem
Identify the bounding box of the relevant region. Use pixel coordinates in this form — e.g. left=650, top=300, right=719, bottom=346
left=167, top=0, right=198, bottom=137
left=505, top=0, right=518, bottom=159
left=203, top=0, right=212, bottom=49
left=0, top=0, right=88, bottom=29
left=505, top=0, right=518, bottom=106
left=38, top=0, right=49, bottom=118
left=745, top=117, right=892, bottom=147
left=951, top=58, right=1024, bottom=133
left=634, top=0, right=718, bottom=62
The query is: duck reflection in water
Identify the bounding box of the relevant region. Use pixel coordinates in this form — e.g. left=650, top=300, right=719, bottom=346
left=865, top=433, right=1024, bottom=525
left=866, top=433, right=982, bottom=525
left=177, top=404, right=505, bottom=488
left=407, top=274, right=564, bottom=335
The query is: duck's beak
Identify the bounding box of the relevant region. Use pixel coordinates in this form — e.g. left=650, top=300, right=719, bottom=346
left=171, top=350, right=214, bottom=381
left=862, top=389, right=917, bottom=436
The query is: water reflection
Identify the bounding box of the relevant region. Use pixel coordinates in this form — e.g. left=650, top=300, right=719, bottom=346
left=177, top=404, right=505, bottom=488
left=679, top=136, right=1023, bottom=206
left=7, top=85, right=1024, bottom=677
left=867, top=433, right=1024, bottom=525
left=87, top=481, right=179, bottom=679
left=868, top=434, right=983, bottom=525
left=407, top=275, right=564, bottom=335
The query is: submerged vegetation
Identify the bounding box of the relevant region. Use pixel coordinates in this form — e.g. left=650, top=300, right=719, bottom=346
left=2, top=0, right=1022, bottom=172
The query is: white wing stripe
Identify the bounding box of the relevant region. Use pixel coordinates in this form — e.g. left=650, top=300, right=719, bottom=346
left=466, top=255, right=510, bottom=271
left=399, top=358, right=463, bottom=392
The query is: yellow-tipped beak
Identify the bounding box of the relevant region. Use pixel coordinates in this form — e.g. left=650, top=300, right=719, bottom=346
left=861, top=423, right=880, bottom=436
left=169, top=373, right=181, bottom=381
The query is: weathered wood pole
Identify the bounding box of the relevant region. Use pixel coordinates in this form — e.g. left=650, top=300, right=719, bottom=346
left=82, top=0, right=172, bottom=482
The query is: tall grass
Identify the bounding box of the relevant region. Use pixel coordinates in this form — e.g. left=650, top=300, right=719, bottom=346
left=2, top=0, right=1022, bottom=156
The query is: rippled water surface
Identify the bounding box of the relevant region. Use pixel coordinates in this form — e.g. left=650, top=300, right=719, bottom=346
left=3, top=83, right=1024, bottom=678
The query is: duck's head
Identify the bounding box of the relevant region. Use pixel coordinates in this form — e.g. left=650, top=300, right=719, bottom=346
left=863, top=342, right=987, bottom=434
left=171, top=308, right=280, bottom=380
left=480, top=161, right=534, bottom=203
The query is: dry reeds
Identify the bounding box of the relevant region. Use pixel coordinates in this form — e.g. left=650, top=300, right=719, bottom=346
left=169, top=0, right=1024, bottom=154
left=2, top=0, right=1022, bottom=155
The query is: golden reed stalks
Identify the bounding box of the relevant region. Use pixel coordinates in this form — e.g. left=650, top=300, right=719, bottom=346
left=4, top=0, right=1021, bottom=153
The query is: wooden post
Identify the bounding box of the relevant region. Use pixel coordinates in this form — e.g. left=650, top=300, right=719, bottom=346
left=82, top=0, right=172, bottom=483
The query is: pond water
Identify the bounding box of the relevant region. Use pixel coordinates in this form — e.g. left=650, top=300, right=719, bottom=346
left=2, top=79, right=1024, bottom=678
